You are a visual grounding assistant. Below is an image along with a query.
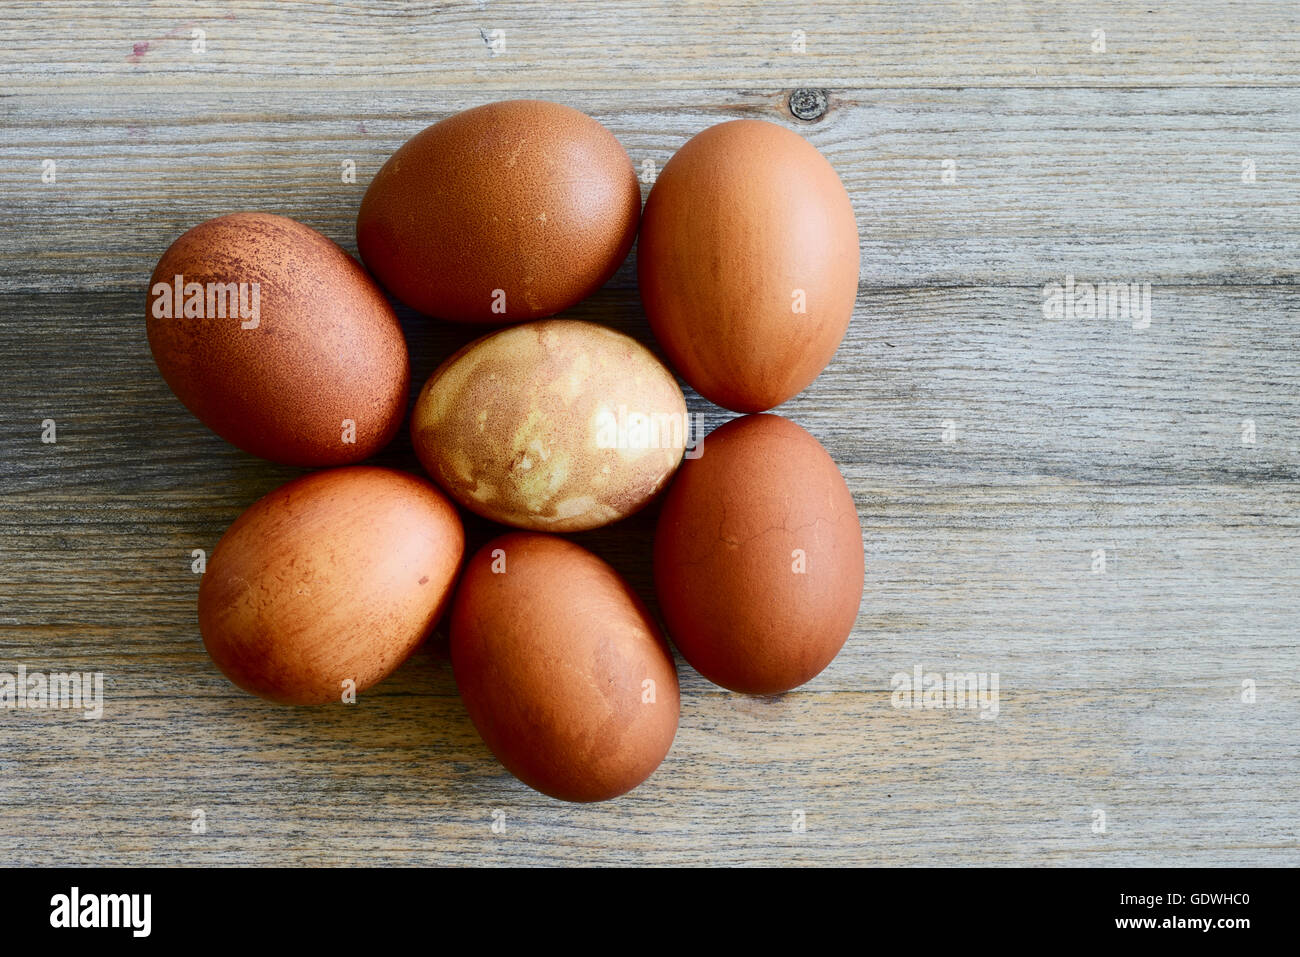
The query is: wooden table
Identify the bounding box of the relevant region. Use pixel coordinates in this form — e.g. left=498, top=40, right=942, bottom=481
left=2, top=1, right=1296, bottom=866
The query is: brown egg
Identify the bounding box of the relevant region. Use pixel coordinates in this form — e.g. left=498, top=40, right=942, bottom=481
left=411, top=319, right=688, bottom=531
left=638, top=120, right=860, bottom=412
left=146, top=212, right=408, bottom=466
left=654, top=414, right=863, bottom=694
left=451, top=533, right=679, bottom=802
left=199, top=467, right=464, bottom=705
left=357, top=100, right=640, bottom=323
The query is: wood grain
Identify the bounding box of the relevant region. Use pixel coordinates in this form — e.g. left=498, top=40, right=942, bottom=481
left=4, top=88, right=1299, bottom=290
left=3, top=1, right=1300, bottom=93
left=1, top=1, right=1297, bottom=866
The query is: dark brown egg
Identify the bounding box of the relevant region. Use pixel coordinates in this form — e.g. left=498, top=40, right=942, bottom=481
left=638, top=119, right=860, bottom=412
left=199, top=467, right=464, bottom=705
left=146, top=212, right=408, bottom=465
left=654, top=414, right=864, bottom=694
left=451, top=533, right=679, bottom=802
left=357, top=100, right=641, bottom=323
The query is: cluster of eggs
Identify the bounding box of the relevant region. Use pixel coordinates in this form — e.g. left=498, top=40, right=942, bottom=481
left=146, top=100, right=864, bottom=802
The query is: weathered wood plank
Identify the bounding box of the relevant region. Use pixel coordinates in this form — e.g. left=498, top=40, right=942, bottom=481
left=2, top=286, right=1296, bottom=492
left=2, top=88, right=1296, bottom=292
left=4, top=474, right=1299, bottom=688
left=2, top=1, right=1299, bottom=93
left=0, top=685, right=1295, bottom=865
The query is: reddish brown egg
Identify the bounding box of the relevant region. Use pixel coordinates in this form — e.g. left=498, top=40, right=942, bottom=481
left=638, top=119, right=860, bottom=412
left=654, top=414, right=864, bottom=694
left=451, top=533, right=679, bottom=802
left=357, top=100, right=641, bottom=323
left=146, top=212, right=408, bottom=466
left=199, top=467, right=464, bottom=705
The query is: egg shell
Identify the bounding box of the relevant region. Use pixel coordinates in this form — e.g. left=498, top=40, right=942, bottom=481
left=146, top=212, right=409, bottom=466
left=451, top=532, right=679, bottom=802
left=199, top=467, right=464, bottom=705
left=411, top=319, right=687, bottom=531
left=654, top=414, right=864, bottom=694
left=356, top=100, right=640, bottom=323
left=637, top=119, right=860, bottom=412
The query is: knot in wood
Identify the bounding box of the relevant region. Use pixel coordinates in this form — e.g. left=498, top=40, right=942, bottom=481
left=788, top=89, right=829, bottom=121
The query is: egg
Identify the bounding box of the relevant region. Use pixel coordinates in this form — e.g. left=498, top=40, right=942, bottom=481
left=411, top=319, right=687, bottom=531
left=356, top=100, right=640, bottom=323
left=451, top=532, right=679, bottom=802
left=199, top=467, right=464, bottom=705
left=654, top=414, right=863, bottom=694
left=638, top=119, right=860, bottom=413
left=146, top=212, right=408, bottom=466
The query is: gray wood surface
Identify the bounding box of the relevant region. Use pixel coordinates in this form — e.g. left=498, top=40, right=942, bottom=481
left=1, top=1, right=1297, bottom=866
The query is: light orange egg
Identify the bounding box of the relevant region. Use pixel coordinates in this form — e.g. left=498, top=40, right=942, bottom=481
left=199, top=467, right=464, bottom=705
left=638, top=120, right=860, bottom=412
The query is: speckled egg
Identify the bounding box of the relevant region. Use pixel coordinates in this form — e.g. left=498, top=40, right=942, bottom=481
left=411, top=319, right=688, bottom=531
left=146, top=212, right=409, bottom=465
